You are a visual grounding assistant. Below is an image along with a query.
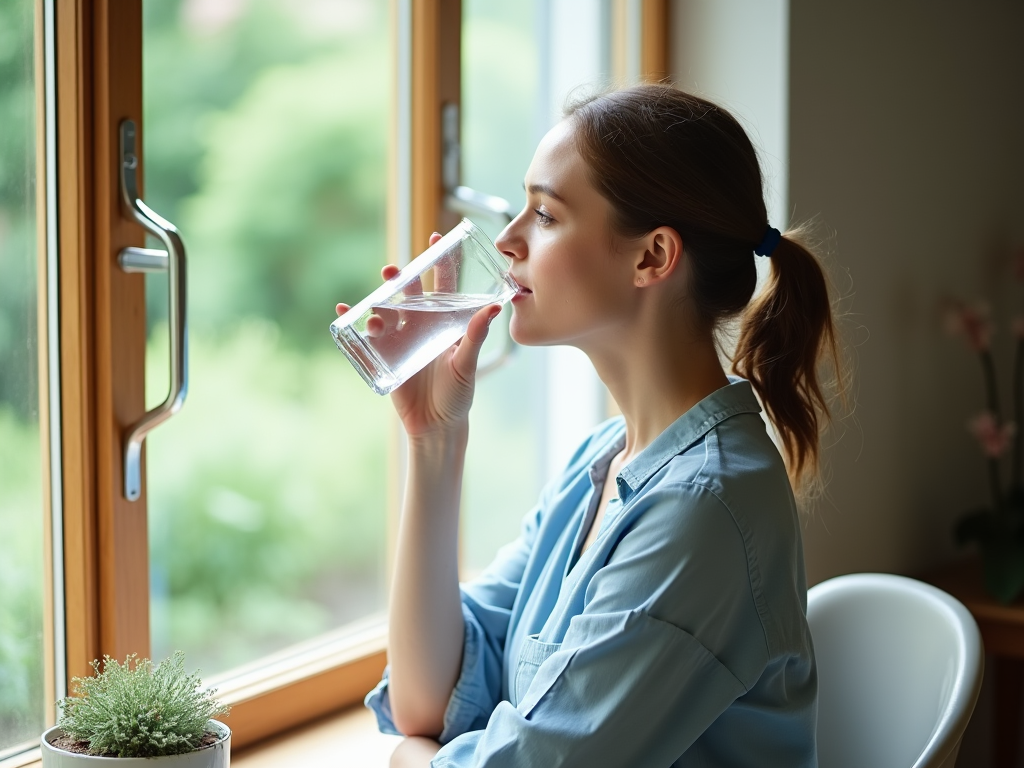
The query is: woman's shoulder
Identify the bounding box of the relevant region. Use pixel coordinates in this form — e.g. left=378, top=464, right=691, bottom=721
left=619, top=415, right=806, bottom=660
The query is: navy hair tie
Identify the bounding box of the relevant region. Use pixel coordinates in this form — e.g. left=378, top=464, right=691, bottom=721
left=754, top=226, right=782, bottom=257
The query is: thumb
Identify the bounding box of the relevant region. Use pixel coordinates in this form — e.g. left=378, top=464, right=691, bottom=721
left=452, top=305, right=502, bottom=381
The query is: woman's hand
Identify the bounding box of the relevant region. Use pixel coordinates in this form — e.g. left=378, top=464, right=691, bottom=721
left=336, top=233, right=501, bottom=439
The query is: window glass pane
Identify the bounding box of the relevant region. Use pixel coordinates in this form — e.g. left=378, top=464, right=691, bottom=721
left=0, top=0, right=45, bottom=755
left=143, top=0, right=392, bottom=675
left=460, top=0, right=611, bottom=576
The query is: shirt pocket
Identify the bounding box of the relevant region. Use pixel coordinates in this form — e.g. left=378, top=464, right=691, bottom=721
left=512, top=633, right=574, bottom=716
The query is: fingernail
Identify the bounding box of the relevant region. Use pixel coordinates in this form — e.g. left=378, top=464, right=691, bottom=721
left=486, top=308, right=500, bottom=326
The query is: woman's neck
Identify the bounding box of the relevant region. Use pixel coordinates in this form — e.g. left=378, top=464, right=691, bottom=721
left=586, top=321, right=729, bottom=463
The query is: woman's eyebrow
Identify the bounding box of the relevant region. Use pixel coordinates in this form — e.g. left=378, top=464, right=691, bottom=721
left=524, top=182, right=566, bottom=203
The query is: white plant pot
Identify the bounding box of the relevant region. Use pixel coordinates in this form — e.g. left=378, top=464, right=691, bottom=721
left=41, top=720, right=230, bottom=767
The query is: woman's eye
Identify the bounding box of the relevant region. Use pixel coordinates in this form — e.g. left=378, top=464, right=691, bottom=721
left=534, top=208, right=554, bottom=226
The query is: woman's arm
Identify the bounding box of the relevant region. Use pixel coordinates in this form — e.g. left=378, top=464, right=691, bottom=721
left=371, top=243, right=500, bottom=736
left=387, top=427, right=468, bottom=737
left=338, top=233, right=500, bottom=737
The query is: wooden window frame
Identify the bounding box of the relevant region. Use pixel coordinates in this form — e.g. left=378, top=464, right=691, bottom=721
left=640, top=0, right=670, bottom=82
left=32, top=0, right=670, bottom=758
left=612, top=0, right=671, bottom=83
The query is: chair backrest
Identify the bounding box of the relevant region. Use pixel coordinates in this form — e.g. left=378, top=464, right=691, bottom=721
left=807, top=573, right=984, bottom=768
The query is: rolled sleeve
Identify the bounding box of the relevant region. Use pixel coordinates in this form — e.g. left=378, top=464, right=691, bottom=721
left=438, top=599, right=502, bottom=741
left=364, top=669, right=400, bottom=736
left=366, top=504, right=543, bottom=739
left=365, top=598, right=502, bottom=741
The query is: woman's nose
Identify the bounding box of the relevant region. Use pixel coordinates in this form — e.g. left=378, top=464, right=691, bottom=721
left=495, top=214, right=525, bottom=261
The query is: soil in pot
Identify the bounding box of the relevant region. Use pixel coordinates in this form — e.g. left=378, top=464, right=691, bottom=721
left=50, top=731, right=223, bottom=757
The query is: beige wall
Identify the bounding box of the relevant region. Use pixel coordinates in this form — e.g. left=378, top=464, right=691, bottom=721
left=673, top=0, right=1024, bottom=585
left=789, top=0, right=1024, bottom=585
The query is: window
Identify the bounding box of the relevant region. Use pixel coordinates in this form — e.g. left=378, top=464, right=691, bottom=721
left=0, top=2, right=668, bottom=763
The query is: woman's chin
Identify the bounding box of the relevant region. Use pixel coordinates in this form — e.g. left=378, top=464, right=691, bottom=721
left=509, top=318, right=545, bottom=347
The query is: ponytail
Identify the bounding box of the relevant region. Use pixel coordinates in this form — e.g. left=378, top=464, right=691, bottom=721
left=566, top=84, right=846, bottom=495
left=732, top=227, right=844, bottom=493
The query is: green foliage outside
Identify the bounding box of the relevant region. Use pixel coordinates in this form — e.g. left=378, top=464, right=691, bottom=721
left=146, top=324, right=390, bottom=671
left=144, top=2, right=390, bottom=345
left=0, top=412, right=44, bottom=748
left=0, top=0, right=44, bottom=751
left=142, top=0, right=393, bottom=673
left=0, top=0, right=37, bottom=421
left=58, top=652, right=227, bottom=758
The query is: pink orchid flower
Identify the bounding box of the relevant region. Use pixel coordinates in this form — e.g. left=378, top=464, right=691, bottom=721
left=967, top=412, right=1016, bottom=458
left=943, top=300, right=993, bottom=352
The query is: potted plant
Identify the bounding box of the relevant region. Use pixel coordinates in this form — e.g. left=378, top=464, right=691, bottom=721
left=41, top=651, right=230, bottom=766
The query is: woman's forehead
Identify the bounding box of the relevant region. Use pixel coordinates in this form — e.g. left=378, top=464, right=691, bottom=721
left=524, top=121, right=587, bottom=198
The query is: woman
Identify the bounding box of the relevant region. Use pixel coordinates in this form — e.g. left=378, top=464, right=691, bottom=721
left=339, top=84, right=842, bottom=767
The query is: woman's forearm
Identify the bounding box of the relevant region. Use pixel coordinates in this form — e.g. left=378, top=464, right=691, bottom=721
left=387, top=426, right=468, bottom=737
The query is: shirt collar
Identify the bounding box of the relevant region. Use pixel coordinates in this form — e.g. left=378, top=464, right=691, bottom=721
left=616, top=377, right=762, bottom=501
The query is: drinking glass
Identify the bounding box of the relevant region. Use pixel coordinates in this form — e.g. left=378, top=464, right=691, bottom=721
left=330, top=218, right=518, bottom=395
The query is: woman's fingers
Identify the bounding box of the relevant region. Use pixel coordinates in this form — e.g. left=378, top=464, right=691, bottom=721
left=435, top=256, right=457, bottom=295
left=451, top=304, right=501, bottom=382
left=336, top=303, right=350, bottom=316
left=429, top=233, right=458, bottom=294
left=380, top=234, right=441, bottom=300
left=379, top=262, right=422, bottom=300
left=403, top=276, right=424, bottom=296
left=366, top=313, right=387, bottom=338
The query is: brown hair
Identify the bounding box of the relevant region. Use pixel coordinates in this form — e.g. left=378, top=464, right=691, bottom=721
left=566, top=84, right=844, bottom=493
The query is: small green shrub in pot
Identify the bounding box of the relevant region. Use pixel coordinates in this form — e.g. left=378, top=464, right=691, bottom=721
left=41, top=652, right=230, bottom=767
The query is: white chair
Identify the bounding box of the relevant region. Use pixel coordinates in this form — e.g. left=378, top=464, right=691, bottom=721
left=807, top=573, right=984, bottom=768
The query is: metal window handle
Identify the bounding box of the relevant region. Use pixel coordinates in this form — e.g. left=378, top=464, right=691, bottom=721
left=117, top=119, right=189, bottom=502
left=441, top=103, right=516, bottom=377
left=444, top=185, right=514, bottom=226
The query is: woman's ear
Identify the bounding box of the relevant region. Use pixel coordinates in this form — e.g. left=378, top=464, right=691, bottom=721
left=634, top=226, right=683, bottom=287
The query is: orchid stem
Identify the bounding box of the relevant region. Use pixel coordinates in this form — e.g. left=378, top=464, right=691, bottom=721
left=980, top=350, right=1005, bottom=510
left=981, top=350, right=1002, bottom=419
left=1013, top=339, right=1024, bottom=489
left=989, top=458, right=1004, bottom=512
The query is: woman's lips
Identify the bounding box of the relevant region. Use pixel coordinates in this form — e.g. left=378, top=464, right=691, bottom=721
left=511, top=286, right=532, bottom=303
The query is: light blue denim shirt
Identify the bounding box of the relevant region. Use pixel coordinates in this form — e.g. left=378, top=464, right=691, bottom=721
left=366, top=378, right=817, bottom=767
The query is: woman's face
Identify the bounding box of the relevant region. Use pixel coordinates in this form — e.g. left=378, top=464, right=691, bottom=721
left=496, top=120, right=640, bottom=349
